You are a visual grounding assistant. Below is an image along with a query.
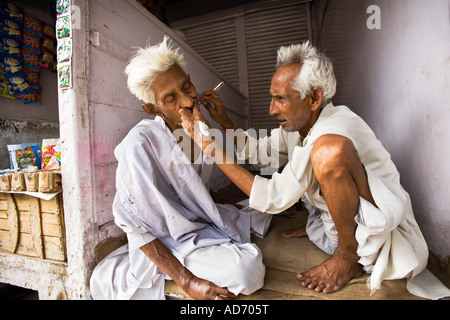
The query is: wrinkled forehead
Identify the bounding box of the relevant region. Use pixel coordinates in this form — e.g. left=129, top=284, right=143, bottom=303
left=271, top=64, right=301, bottom=94
left=151, top=65, right=191, bottom=99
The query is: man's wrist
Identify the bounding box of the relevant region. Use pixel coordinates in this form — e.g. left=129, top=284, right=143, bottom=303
left=179, top=271, right=195, bottom=292
left=221, top=121, right=237, bottom=132
left=220, top=119, right=236, bottom=131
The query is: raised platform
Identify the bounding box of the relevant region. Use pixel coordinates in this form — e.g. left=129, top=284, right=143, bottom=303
left=165, top=207, right=450, bottom=300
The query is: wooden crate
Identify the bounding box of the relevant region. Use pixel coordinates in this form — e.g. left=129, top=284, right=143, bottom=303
left=0, top=192, right=66, bottom=261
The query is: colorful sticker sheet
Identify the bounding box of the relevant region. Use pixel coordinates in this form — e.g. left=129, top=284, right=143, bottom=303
left=56, top=0, right=72, bottom=89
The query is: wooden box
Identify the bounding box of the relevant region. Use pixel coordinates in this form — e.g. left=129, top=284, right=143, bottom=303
left=0, top=192, right=66, bottom=261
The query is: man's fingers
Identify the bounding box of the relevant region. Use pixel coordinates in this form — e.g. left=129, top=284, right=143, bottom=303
left=200, top=100, right=214, bottom=112
left=192, top=103, right=207, bottom=122
left=199, top=89, right=215, bottom=99
left=216, top=286, right=237, bottom=299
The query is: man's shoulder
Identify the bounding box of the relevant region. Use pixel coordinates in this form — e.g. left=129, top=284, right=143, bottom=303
left=307, top=104, right=372, bottom=143
left=124, top=118, right=168, bottom=142
left=115, top=118, right=165, bottom=156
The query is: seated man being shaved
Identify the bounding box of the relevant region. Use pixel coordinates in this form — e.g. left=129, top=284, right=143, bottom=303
left=89, top=36, right=270, bottom=300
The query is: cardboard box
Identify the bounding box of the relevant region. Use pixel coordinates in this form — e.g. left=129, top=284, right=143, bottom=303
left=0, top=174, right=12, bottom=192
left=24, top=171, right=40, bottom=192
left=38, top=171, right=62, bottom=193
left=11, top=172, right=26, bottom=192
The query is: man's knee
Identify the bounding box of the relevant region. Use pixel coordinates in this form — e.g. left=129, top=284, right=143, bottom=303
left=311, top=134, right=358, bottom=182
left=232, top=244, right=265, bottom=293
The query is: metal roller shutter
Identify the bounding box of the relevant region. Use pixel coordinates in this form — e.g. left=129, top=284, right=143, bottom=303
left=180, top=17, right=240, bottom=89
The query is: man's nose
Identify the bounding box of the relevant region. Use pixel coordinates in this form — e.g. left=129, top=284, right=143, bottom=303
left=180, top=92, right=195, bottom=108
left=269, top=99, right=279, bottom=116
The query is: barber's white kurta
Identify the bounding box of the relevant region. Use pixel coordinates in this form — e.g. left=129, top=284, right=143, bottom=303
left=90, top=117, right=270, bottom=300
left=236, top=103, right=450, bottom=299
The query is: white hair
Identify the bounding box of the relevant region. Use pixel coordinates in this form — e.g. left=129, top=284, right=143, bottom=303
left=276, top=41, right=336, bottom=106
left=125, top=36, right=187, bottom=105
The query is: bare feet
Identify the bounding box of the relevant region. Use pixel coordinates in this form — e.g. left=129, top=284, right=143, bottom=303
left=297, top=248, right=363, bottom=294
left=282, top=225, right=307, bottom=238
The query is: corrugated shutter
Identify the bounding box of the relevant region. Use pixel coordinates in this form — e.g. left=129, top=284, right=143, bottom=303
left=178, top=2, right=311, bottom=131
left=180, top=18, right=240, bottom=89
left=246, top=4, right=310, bottom=130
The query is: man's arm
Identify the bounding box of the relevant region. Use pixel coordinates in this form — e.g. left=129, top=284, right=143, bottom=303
left=140, top=239, right=236, bottom=300
left=199, top=89, right=235, bottom=130
left=208, top=143, right=256, bottom=197
left=180, top=106, right=255, bottom=197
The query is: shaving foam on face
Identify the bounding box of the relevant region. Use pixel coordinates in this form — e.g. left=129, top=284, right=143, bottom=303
left=198, top=121, right=210, bottom=137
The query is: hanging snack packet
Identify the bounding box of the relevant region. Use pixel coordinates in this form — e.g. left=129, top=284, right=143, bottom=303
left=1, top=44, right=21, bottom=56
left=27, top=83, right=42, bottom=104
left=23, top=13, right=42, bottom=36
left=3, top=8, right=24, bottom=24
left=42, top=35, right=56, bottom=53
left=40, top=49, right=54, bottom=69
left=24, top=65, right=40, bottom=84
left=2, top=1, right=24, bottom=16
left=0, top=73, right=13, bottom=98
left=5, top=72, right=32, bottom=95
left=1, top=36, right=22, bottom=56
left=5, top=72, right=30, bottom=90
left=2, top=37, right=21, bottom=49
left=1, top=17, right=21, bottom=38
left=22, top=47, right=41, bottom=67
left=42, top=23, right=56, bottom=39
left=2, top=55, right=23, bottom=73
left=22, top=28, right=42, bottom=52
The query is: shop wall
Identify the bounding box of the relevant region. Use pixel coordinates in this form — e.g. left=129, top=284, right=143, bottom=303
left=315, top=0, right=450, bottom=257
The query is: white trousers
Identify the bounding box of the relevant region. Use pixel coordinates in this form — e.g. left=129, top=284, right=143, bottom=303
left=90, top=241, right=265, bottom=300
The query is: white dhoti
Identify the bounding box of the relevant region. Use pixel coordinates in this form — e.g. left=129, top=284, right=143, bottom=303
left=90, top=241, right=264, bottom=300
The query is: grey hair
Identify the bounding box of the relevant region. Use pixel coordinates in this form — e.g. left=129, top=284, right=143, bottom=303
left=125, top=36, right=187, bottom=105
left=276, top=41, right=336, bottom=106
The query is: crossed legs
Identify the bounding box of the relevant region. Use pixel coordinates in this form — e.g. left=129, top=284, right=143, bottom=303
left=284, top=134, right=376, bottom=294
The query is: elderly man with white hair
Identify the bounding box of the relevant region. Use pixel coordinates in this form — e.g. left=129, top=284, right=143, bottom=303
left=181, top=41, right=450, bottom=299
left=89, top=36, right=270, bottom=300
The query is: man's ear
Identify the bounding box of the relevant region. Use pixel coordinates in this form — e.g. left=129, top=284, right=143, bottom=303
left=142, top=103, right=162, bottom=116
left=310, top=87, right=323, bottom=112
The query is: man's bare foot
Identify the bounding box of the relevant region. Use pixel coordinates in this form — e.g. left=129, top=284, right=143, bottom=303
left=297, top=249, right=363, bottom=294
left=282, top=225, right=307, bottom=238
